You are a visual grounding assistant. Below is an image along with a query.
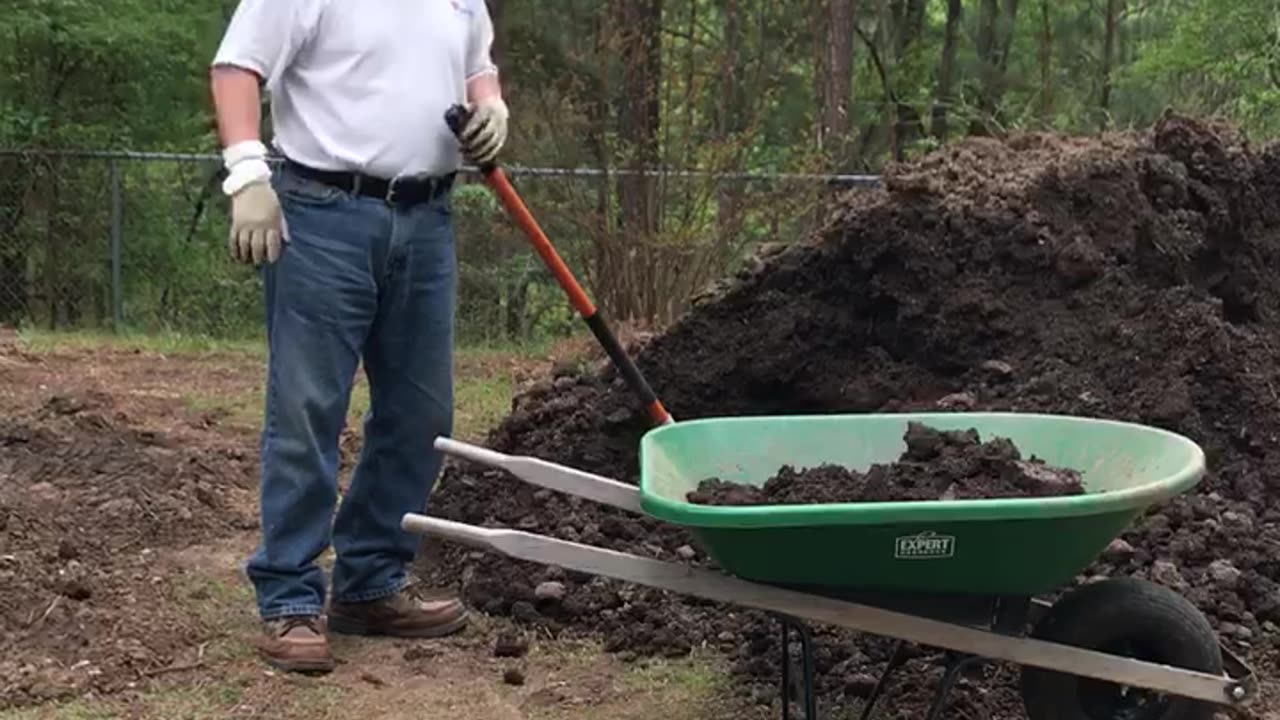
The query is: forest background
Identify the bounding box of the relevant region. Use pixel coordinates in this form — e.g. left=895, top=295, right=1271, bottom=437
left=1, top=0, right=1275, bottom=343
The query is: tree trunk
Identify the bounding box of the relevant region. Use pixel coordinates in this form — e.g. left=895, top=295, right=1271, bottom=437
left=608, top=0, right=663, bottom=323
left=817, top=0, right=859, bottom=169
left=970, top=0, right=1019, bottom=134
left=716, top=0, right=747, bottom=267
left=931, top=0, right=962, bottom=141
left=1039, top=0, right=1052, bottom=121
left=1100, top=0, right=1122, bottom=128
left=891, top=0, right=927, bottom=157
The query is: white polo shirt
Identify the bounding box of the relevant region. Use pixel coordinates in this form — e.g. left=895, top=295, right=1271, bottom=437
left=212, top=0, right=497, bottom=178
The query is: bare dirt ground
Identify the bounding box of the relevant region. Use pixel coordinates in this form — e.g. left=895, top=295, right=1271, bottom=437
left=0, top=328, right=762, bottom=720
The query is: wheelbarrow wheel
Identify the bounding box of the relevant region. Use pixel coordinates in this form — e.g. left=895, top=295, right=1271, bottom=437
left=1019, top=576, right=1223, bottom=720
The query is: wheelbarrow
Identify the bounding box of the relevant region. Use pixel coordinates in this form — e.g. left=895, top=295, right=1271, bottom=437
left=403, top=411, right=1259, bottom=720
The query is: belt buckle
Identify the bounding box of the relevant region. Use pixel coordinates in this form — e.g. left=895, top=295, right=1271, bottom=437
left=385, top=175, right=403, bottom=205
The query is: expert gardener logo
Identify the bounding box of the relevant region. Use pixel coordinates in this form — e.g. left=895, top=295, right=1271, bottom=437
left=894, top=531, right=956, bottom=560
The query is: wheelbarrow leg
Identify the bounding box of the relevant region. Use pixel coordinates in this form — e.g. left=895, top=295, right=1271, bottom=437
left=858, top=640, right=910, bottom=720
left=779, top=617, right=818, bottom=720
left=925, top=652, right=985, bottom=720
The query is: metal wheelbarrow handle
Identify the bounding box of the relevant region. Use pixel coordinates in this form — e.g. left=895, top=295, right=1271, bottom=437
left=398, top=514, right=1246, bottom=707
left=434, top=437, right=643, bottom=514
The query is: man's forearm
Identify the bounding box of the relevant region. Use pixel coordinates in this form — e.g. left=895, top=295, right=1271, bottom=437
left=210, top=64, right=272, bottom=195
left=211, top=65, right=264, bottom=146
left=465, top=71, right=502, bottom=104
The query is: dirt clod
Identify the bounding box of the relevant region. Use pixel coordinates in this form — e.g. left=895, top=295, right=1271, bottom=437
left=502, top=667, right=526, bottom=686
left=493, top=631, right=529, bottom=658
left=534, top=581, right=566, bottom=602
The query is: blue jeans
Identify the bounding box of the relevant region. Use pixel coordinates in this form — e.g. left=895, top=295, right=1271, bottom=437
left=246, top=164, right=456, bottom=620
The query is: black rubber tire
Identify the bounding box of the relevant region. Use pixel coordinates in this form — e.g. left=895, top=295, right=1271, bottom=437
left=1019, top=577, right=1224, bottom=720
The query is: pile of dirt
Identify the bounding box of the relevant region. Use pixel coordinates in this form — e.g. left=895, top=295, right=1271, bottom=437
left=0, top=393, right=257, bottom=709
left=686, top=422, right=1084, bottom=506
left=421, top=113, right=1280, bottom=718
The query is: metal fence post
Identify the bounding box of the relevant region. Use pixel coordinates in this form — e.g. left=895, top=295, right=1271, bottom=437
left=109, top=158, right=123, bottom=331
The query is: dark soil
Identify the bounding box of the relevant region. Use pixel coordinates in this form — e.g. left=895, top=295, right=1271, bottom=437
left=686, top=422, right=1085, bottom=505
left=0, top=393, right=257, bottom=709
left=420, top=113, right=1280, bottom=719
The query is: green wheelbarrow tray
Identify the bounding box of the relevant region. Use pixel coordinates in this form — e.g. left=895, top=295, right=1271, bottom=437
left=637, top=411, right=1206, bottom=596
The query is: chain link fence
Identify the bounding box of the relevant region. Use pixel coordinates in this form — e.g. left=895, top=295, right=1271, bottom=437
left=0, top=150, right=877, bottom=345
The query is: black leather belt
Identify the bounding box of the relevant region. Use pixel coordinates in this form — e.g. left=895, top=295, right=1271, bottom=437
left=284, top=159, right=454, bottom=205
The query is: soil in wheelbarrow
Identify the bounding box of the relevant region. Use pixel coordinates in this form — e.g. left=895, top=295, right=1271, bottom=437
left=421, top=113, right=1280, bottom=719
left=686, top=422, right=1085, bottom=506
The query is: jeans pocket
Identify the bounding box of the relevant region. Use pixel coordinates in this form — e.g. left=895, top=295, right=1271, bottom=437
left=275, top=170, right=346, bottom=206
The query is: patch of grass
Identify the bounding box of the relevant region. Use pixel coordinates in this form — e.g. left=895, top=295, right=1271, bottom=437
left=164, top=343, right=528, bottom=443
left=520, top=640, right=750, bottom=720
left=183, top=390, right=261, bottom=429
left=622, top=654, right=727, bottom=696
left=119, top=684, right=246, bottom=720
left=454, top=367, right=514, bottom=441
left=17, top=328, right=263, bottom=357
left=174, top=574, right=257, bottom=664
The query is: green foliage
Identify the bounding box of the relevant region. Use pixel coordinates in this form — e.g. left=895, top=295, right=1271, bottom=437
left=6, top=0, right=1280, bottom=340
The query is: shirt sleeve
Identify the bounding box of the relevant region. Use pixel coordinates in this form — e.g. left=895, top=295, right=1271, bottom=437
left=212, top=0, right=325, bottom=90
left=465, top=1, right=499, bottom=80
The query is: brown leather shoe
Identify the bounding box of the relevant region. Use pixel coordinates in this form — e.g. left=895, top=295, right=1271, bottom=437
left=255, top=615, right=335, bottom=674
left=328, top=587, right=469, bottom=638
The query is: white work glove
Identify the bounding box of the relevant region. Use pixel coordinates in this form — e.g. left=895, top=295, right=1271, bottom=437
left=459, top=97, right=508, bottom=165
left=221, top=140, right=286, bottom=265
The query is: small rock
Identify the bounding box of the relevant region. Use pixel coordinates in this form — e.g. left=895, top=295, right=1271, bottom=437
left=502, top=667, right=526, bottom=686
left=551, top=359, right=579, bottom=378
left=534, top=582, right=566, bottom=602
left=542, top=566, right=567, bottom=581
left=604, top=408, right=633, bottom=425
left=360, top=672, right=386, bottom=687
left=980, top=360, right=1014, bottom=378
left=845, top=673, right=881, bottom=698
left=717, top=631, right=735, bottom=643
left=532, top=489, right=552, bottom=502
left=676, top=545, right=697, bottom=561
left=403, top=646, right=440, bottom=662
left=494, top=632, right=529, bottom=658
left=57, top=540, right=78, bottom=561
left=1144, top=514, right=1171, bottom=533
left=937, top=392, right=977, bottom=410
left=1208, top=560, right=1242, bottom=588
left=1102, top=539, right=1135, bottom=562
left=1150, top=560, right=1187, bottom=589
left=61, top=580, right=92, bottom=601
left=1222, top=511, right=1253, bottom=532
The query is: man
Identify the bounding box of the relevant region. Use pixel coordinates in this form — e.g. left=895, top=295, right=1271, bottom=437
left=208, top=0, right=508, bottom=673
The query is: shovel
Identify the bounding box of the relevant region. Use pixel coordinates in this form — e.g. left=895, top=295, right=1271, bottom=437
left=444, top=104, right=674, bottom=427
